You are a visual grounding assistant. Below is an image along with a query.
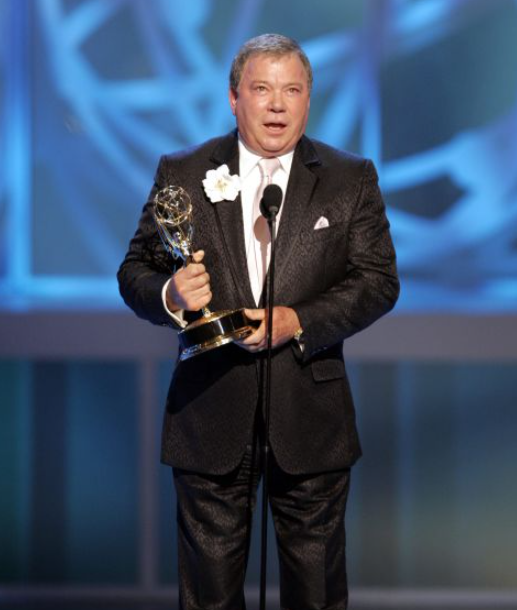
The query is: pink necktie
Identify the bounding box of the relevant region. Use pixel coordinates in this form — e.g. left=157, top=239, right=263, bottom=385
left=252, top=158, right=281, bottom=304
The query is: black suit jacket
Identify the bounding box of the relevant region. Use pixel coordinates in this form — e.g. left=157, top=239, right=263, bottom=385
left=117, top=131, right=399, bottom=475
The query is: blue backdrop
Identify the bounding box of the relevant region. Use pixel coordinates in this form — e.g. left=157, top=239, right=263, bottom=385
left=1, top=0, right=517, bottom=311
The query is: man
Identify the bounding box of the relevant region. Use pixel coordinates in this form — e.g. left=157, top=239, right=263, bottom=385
left=118, top=33, right=399, bottom=610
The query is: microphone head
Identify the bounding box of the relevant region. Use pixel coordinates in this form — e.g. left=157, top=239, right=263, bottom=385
left=260, top=184, right=283, bottom=219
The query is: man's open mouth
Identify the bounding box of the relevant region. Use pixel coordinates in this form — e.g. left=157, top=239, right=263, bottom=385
left=264, top=122, right=287, bottom=131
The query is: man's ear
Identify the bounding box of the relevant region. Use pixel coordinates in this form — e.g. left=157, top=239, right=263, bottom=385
left=229, top=88, right=238, bottom=116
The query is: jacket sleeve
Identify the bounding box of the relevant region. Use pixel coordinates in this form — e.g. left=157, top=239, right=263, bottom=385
left=117, top=156, right=183, bottom=329
left=291, top=160, right=400, bottom=361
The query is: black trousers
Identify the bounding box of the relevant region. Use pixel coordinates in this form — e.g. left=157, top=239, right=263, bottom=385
left=172, top=427, right=351, bottom=610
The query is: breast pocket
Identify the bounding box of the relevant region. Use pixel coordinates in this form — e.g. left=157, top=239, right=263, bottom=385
left=298, top=221, right=349, bottom=293
left=301, top=223, right=343, bottom=244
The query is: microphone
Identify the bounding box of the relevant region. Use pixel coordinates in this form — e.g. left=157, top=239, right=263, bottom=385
left=257, top=182, right=282, bottom=610
left=260, top=184, right=283, bottom=220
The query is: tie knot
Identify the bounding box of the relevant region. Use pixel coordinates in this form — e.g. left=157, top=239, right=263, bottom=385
left=259, top=157, right=281, bottom=183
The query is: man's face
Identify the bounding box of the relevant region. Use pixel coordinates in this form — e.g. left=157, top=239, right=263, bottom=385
left=229, top=52, right=311, bottom=157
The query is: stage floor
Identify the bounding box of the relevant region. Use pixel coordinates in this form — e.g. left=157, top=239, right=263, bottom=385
left=1, top=587, right=516, bottom=610
left=0, top=600, right=512, bottom=610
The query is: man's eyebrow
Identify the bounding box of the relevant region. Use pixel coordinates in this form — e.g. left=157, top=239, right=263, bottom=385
left=249, top=79, right=305, bottom=87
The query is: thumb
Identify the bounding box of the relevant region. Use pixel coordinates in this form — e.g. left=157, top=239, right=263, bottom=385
left=191, top=250, right=205, bottom=263
left=244, top=308, right=265, bottom=320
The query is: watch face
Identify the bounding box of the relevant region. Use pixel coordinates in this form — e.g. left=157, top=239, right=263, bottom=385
left=293, top=329, right=305, bottom=354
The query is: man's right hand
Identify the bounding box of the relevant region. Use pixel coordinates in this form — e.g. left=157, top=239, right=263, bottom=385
left=166, top=250, right=212, bottom=312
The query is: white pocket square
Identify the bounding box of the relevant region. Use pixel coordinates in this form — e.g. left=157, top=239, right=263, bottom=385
left=314, top=216, right=330, bottom=230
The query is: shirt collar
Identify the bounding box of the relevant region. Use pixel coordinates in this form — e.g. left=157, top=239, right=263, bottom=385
left=237, top=136, right=295, bottom=179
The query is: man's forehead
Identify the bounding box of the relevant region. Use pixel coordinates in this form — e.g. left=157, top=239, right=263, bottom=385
left=241, top=52, right=309, bottom=81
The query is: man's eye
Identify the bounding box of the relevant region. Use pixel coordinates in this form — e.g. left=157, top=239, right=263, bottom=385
left=255, top=85, right=267, bottom=92
left=288, top=87, right=300, bottom=94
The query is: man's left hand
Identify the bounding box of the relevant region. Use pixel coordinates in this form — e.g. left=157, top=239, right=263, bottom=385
left=236, top=306, right=301, bottom=353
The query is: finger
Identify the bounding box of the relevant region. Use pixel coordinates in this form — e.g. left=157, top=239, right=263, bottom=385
left=195, top=291, right=212, bottom=310
left=239, top=321, right=266, bottom=345
left=185, top=263, right=207, bottom=278
left=190, top=285, right=212, bottom=301
left=173, top=275, right=209, bottom=303
left=185, top=272, right=210, bottom=290
left=248, top=339, right=268, bottom=353
left=235, top=334, right=266, bottom=352
left=183, top=286, right=212, bottom=309
left=238, top=343, right=264, bottom=353
left=184, top=293, right=212, bottom=312
left=171, top=271, right=211, bottom=306
left=175, top=263, right=204, bottom=282
left=236, top=342, right=255, bottom=353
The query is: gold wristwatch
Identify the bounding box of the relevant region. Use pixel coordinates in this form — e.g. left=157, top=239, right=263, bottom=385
left=293, top=327, right=305, bottom=353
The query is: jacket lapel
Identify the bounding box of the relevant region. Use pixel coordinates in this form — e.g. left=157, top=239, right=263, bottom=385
left=272, top=136, right=320, bottom=298
left=209, top=132, right=256, bottom=308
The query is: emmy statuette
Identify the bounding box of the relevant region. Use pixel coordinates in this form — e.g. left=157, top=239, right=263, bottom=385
left=152, top=185, right=258, bottom=360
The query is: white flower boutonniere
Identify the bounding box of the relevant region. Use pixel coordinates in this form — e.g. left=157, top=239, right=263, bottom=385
left=202, top=164, right=241, bottom=203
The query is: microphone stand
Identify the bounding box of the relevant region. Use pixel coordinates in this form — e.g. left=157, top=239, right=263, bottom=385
left=259, top=207, right=278, bottom=610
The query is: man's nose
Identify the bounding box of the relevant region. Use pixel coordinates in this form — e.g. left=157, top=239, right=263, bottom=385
left=268, top=91, right=285, bottom=112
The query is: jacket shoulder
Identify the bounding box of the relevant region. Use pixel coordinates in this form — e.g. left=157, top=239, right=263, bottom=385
left=159, top=135, right=224, bottom=166
left=308, top=137, right=370, bottom=169
left=152, top=135, right=231, bottom=186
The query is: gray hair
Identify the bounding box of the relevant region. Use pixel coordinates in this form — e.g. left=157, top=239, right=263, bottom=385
left=229, top=33, right=313, bottom=93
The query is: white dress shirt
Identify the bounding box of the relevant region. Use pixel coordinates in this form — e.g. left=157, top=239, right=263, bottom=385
left=238, top=139, right=293, bottom=305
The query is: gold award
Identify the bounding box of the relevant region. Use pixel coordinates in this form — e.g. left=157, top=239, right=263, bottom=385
left=153, top=186, right=257, bottom=360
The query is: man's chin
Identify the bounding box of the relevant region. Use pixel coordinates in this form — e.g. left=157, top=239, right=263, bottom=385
left=239, top=132, right=299, bottom=157
left=258, top=137, right=297, bottom=157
